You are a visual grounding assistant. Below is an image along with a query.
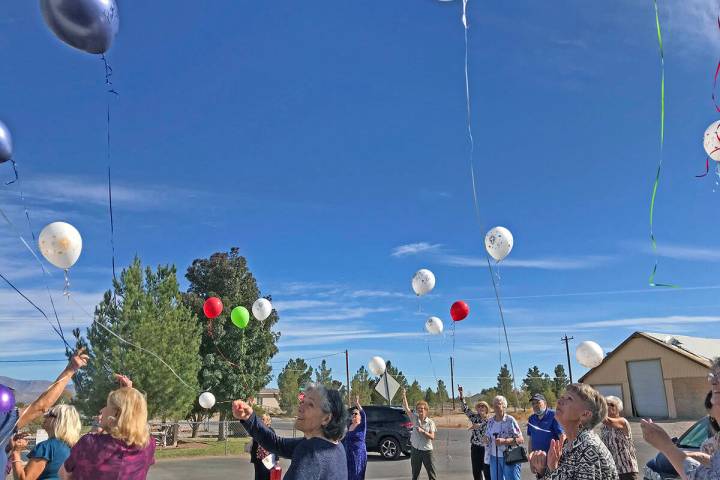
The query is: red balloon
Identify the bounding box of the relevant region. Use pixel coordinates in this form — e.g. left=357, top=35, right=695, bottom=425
left=450, top=301, right=469, bottom=322
left=203, top=297, right=224, bottom=319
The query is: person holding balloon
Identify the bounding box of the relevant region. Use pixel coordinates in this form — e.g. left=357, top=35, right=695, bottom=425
left=458, top=385, right=491, bottom=480
left=402, top=388, right=437, bottom=480
left=232, top=383, right=348, bottom=480
left=60, top=374, right=155, bottom=480
left=342, top=396, right=367, bottom=480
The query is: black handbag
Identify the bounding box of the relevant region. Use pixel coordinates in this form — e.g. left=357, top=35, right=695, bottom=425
left=503, top=438, right=528, bottom=464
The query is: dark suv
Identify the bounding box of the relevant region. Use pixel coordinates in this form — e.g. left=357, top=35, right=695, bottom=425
left=359, top=405, right=413, bottom=460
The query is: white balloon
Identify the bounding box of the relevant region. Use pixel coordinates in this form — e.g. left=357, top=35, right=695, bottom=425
left=38, top=222, right=82, bottom=270
left=198, top=392, right=216, bottom=409
left=425, top=316, right=444, bottom=335
left=704, top=120, right=720, bottom=162
left=252, top=298, right=273, bottom=321
left=575, top=341, right=604, bottom=369
left=368, top=356, right=386, bottom=376
left=485, top=226, right=513, bottom=262
left=412, top=269, right=436, bottom=296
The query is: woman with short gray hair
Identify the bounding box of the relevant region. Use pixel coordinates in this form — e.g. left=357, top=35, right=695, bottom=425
left=232, top=383, right=348, bottom=480
left=484, top=395, right=523, bottom=480
left=601, top=395, right=638, bottom=480
left=529, top=384, right=618, bottom=480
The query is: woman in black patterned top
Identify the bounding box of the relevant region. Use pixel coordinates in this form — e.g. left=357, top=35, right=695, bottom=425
left=458, top=386, right=491, bottom=480
left=529, top=384, right=618, bottom=480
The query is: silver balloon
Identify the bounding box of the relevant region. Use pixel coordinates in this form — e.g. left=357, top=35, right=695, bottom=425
left=0, top=121, right=12, bottom=164
left=40, top=0, right=119, bottom=55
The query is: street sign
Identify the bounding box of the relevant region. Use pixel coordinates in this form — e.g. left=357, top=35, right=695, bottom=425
left=375, top=373, right=400, bottom=402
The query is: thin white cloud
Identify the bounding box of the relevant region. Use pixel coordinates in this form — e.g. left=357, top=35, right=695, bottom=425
left=654, top=244, right=720, bottom=262
left=281, top=307, right=398, bottom=322
left=347, top=289, right=411, bottom=299
left=576, top=315, right=720, bottom=329
left=391, top=242, right=443, bottom=258
left=273, top=300, right=338, bottom=311
left=439, top=254, right=613, bottom=270
left=664, top=0, right=720, bottom=51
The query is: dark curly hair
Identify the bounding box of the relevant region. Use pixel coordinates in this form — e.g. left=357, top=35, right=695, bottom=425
left=304, top=383, right=348, bottom=441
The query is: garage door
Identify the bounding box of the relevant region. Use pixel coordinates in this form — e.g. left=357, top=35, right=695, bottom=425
left=594, top=384, right=623, bottom=402
left=627, top=359, right=668, bottom=418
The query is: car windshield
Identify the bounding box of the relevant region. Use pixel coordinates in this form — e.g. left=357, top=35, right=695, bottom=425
left=678, top=418, right=710, bottom=449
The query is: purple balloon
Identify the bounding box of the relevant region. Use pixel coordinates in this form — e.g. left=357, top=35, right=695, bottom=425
left=0, top=384, right=15, bottom=413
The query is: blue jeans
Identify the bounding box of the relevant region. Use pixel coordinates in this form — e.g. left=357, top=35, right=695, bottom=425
left=489, top=455, right=521, bottom=480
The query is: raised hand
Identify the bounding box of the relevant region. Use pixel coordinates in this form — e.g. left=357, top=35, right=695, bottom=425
left=68, top=347, right=89, bottom=372
left=232, top=399, right=254, bottom=421
left=529, top=450, right=547, bottom=475
left=547, top=438, right=562, bottom=471
left=641, top=419, right=673, bottom=450
left=113, top=373, right=132, bottom=388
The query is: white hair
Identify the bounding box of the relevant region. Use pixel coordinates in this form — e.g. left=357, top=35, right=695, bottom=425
left=605, top=395, right=624, bottom=413
left=493, top=395, right=508, bottom=408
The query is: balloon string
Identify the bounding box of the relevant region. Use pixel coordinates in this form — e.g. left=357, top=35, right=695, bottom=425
left=6, top=160, right=36, bottom=242
left=697, top=157, right=710, bottom=178
left=712, top=17, right=720, bottom=113
left=0, top=204, right=69, bottom=347
left=648, top=0, right=677, bottom=288
left=100, top=54, right=119, bottom=284
left=207, top=318, right=244, bottom=371
left=0, top=271, right=71, bottom=351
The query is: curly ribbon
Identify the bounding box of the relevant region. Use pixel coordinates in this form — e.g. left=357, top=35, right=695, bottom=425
left=712, top=17, right=720, bottom=113
left=648, top=1, right=677, bottom=288
left=100, top=54, right=119, bottom=283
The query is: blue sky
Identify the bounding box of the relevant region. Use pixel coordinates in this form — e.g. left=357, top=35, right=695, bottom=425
left=2, top=0, right=720, bottom=396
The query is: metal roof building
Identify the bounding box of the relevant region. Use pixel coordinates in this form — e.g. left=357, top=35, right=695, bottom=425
left=579, top=331, right=719, bottom=419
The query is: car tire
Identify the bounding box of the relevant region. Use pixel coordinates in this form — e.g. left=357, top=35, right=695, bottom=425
left=379, top=436, right=401, bottom=460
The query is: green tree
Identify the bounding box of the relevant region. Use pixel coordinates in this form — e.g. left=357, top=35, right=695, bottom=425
left=70, top=258, right=201, bottom=420
left=314, top=360, right=342, bottom=391
left=522, top=366, right=552, bottom=395
left=369, top=360, right=409, bottom=405
left=184, top=248, right=279, bottom=439
left=436, top=379, right=449, bottom=405
left=405, top=380, right=424, bottom=407
left=278, top=358, right=313, bottom=414
left=350, top=366, right=372, bottom=404
left=424, top=387, right=436, bottom=407
left=497, top=364, right=512, bottom=398
left=553, top=364, right=570, bottom=398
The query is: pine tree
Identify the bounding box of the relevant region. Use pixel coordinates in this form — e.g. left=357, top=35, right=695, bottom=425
left=553, top=364, right=570, bottom=398
left=71, top=258, right=201, bottom=420
left=496, top=364, right=513, bottom=398
left=278, top=358, right=313, bottom=414
left=350, top=367, right=372, bottom=404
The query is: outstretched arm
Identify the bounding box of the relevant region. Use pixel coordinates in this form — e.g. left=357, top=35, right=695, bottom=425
left=18, top=349, right=88, bottom=429
left=233, top=400, right=302, bottom=458
left=401, top=389, right=413, bottom=418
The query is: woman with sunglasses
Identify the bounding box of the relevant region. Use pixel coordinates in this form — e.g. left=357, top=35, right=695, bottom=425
left=342, top=396, right=367, bottom=480
left=10, top=405, right=81, bottom=480
left=642, top=359, right=720, bottom=480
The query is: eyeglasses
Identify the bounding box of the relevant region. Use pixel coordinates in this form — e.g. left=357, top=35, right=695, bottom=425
left=351, top=412, right=360, bottom=416
left=43, top=411, right=57, bottom=419
left=708, top=371, right=720, bottom=384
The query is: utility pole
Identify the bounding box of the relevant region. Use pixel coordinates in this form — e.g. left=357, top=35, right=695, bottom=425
left=450, top=356, right=456, bottom=410
left=561, top=335, right=574, bottom=383
left=345, top=350, right=351, bottom=407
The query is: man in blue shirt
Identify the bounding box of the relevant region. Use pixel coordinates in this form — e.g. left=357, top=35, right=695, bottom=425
left=0, top=349, right=88, bottom=475
left=526, top=393, right=563, bottom=454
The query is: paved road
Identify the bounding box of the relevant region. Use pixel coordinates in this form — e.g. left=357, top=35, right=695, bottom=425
left=149, top=420, right=694, bottom=480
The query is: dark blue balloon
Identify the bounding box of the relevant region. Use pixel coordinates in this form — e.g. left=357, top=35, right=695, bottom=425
left=40, top=0, right=119, bottom=55
left=0, top=384, right=15, bottom=413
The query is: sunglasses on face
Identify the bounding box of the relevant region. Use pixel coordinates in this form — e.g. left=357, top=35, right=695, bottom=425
left=351, top=411, right=360, bottom=416
left=708, top=371, right=720, bottom=384
left=43, top=412, right=57, bottom=418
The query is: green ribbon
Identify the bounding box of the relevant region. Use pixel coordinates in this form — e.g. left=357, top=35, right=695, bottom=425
left=649, top=0, right=677, bottom=288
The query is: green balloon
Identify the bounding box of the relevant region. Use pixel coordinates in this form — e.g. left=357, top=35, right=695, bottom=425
left=231, top=306, right=250, bottom=329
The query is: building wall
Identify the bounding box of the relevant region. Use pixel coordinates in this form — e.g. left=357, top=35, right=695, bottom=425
left=672, top=377, right=708, bottom=418
left=582, top=336, right=708, bottom=419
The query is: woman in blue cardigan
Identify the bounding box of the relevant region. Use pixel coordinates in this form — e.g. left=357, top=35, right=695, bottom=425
left=233, top=383, right=348, bottom=480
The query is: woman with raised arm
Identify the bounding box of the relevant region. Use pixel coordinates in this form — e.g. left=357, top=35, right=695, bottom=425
left=458, top=385, right=491, bottom=480
left=232, top=383, right=348, bottom=480
left=401, top=388, right=437, bottom=480
left=342, top=395, right=367, bottom=480
left=601, top=396, right=639, bottom=480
